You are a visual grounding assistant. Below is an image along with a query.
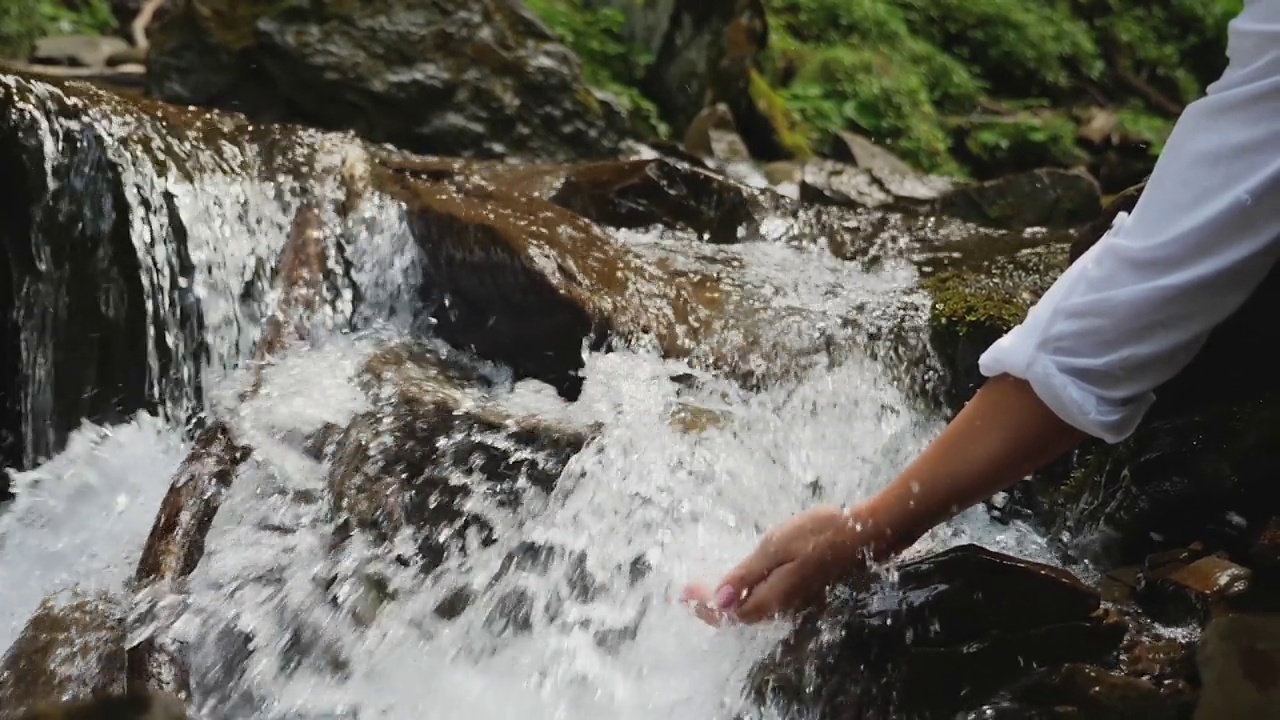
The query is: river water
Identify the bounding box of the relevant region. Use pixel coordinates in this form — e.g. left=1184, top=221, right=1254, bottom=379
left=0, top=75, right=1060, bottom=720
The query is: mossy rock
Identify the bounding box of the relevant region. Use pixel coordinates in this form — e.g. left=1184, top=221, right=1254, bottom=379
left=920, top=235, right=1071, bottom=412
left=146, top=0, right=633, bottom=160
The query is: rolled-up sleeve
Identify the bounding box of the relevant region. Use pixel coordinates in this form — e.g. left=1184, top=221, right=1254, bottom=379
left=978, top=0, right=1280, bottom=444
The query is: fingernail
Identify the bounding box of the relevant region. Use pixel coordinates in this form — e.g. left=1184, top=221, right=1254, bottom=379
left=713, top=584, right=738, bottom=609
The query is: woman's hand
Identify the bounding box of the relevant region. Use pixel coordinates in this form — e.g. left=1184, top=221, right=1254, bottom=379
left=680, top=505, right=870, bottom=625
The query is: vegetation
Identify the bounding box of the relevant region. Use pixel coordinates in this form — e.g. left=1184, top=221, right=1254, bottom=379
left=525, top=0, right=1238, bottom=181
left=0, top=0, right=117, bottom=59
left=522, top=0, right=668, bottom=137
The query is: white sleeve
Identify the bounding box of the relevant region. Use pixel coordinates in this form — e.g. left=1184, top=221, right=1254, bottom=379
left=977, top=0, right=1280, bottom=444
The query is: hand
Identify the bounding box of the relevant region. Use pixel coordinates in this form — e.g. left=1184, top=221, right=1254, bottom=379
left=680, top=504, right=870, bottom=625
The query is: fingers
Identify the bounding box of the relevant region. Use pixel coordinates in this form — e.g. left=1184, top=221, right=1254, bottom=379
left=731, top=560, right=805, bottom=624
left=710, top=540, right=782, bottom=612
left=679, top=583, right=733, bottom=627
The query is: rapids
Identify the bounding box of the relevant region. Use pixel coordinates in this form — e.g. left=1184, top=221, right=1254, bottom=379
left=0, top=73, right=1062, bottom=720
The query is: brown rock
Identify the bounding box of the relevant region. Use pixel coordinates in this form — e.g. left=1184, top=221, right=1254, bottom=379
left=747, top=544, right=1125, bottom=719
left=1194, top=613, right=1280, bottom=720
left=547, top=158, right=758, bottom=243
left=134, top=422, right=252, bottom=585
left=1138, top=555, right=1253, bottom=627
left=991, top=663, right=1196, bottom=720
left=0, top=592, right=126, bottom=717
left=682, top=103, right=752, bottom=163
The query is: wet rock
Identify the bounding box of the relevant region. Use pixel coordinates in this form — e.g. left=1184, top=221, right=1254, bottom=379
left=919, top=237, right=1072, bottom=413
left=682, top=103, right=753, bottom=163
left=135, top=422, right=252, bottom=585
left=0, top=467, right=12, bottom=502
left=1194, top=613, right=1280, bottom=720
left=1137, top=555, right=1253, bottom=627
left=146, top=0, right=630, bottom=161
left=747, top=544, right=1126, bottom=719
left=932, top=168, right=1102, bottom=230
left=0, top=592, right=127, bottom=717
left=128, top=422, right=251, bottom=701
left=0, top=73, right=159, bottom=469
left=547, top=158, right=758, bottom=243
left=31, top=36, right=132, bottom=69
left=327, top=342, right=591, bottom=574
left=1071, top=180, right=1146, bottom=262
left=10, top=689, right=187, bottom=720
left=977, top=663, right=1196, bottom=720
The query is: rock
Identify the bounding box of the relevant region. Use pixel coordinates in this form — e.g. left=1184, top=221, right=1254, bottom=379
left=682, top=103, right=752, bottom=163
left=128, top=422, right=251, bottom=701
left=933, top=168, right=1103, bottom=230
left=135, top=422, right=252, bottom=585
left=145, top=0, right=630, bottom=161
left=30, top=36, right=131, bottom=69
left=977, top=663, right=1196, bottom=720
left=104, top=46, right=147, bottom=68
left=546, top=158, right=758, bottom=243
left=13, top=689, right=188, bottom=720
left=1, top=73, right=160, bottom=469
left=747, top=544, right=1126, bottom=719
left=761, top=160, right=802, bottom=188
left=1194, top=613, right=1280, bottom=720
left=327, top=341, right=591, bottom=574
left=378, top=164, right=850, bottom=397
left=631, top=0, right=768, bottom=141
left=827, top=130, right=956, bottom=202
left=1071, top=180, right=1147, bottom=262
left=799, top=158, right=894, bottom=208
left=919, top=236, right=1072, bottom=413
left=0, top=467, right=12, bottom=502
left=0, top=592, right=127, bottom=717
left=1137, top=555, right=1253, bottom=627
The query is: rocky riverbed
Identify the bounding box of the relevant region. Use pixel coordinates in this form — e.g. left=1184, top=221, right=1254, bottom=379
left=2, top=2, right=1279, bottom=720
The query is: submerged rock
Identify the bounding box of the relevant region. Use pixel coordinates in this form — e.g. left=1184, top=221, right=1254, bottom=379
left=747, top=544, right=1126, bottom=719
left=146, top=0, right=630, bottom=161
left=327, top=341, right=591, bottom=574
left=0, top=592, right=127, bottom=717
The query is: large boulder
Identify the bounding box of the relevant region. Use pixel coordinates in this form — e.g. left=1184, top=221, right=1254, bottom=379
left=0, top=591, right=127, bottom=717
left=145, top=0, right=632, bottom=161
left=747, top=544, right=1127, bottom=719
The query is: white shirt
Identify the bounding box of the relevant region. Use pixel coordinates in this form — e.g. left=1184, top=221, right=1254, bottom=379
left=978, top=0, right=1280, bottom=443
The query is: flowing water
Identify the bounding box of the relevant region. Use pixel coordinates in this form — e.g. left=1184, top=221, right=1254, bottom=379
left=0, top=75, right=1061, bottom=719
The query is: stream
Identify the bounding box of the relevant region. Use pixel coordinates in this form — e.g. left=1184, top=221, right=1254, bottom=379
left=0, top=73, right=1064, bottom=720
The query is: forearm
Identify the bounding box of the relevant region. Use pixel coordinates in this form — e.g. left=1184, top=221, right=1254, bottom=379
left=852, top=375, right=1085, bottom=559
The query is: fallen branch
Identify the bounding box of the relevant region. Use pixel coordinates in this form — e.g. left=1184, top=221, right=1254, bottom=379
left=131, top=0, right=169, bottom=52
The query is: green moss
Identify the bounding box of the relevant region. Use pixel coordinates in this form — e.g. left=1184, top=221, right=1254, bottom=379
left=0, top=0, right=117, bottom=59
left=757, top=0, right=1236, bottom=178
left=522, top=0, right=667, bottom=138
left=747, top=69, right=812, bottom=159
left=955, top=112, right=1090, bottom=179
